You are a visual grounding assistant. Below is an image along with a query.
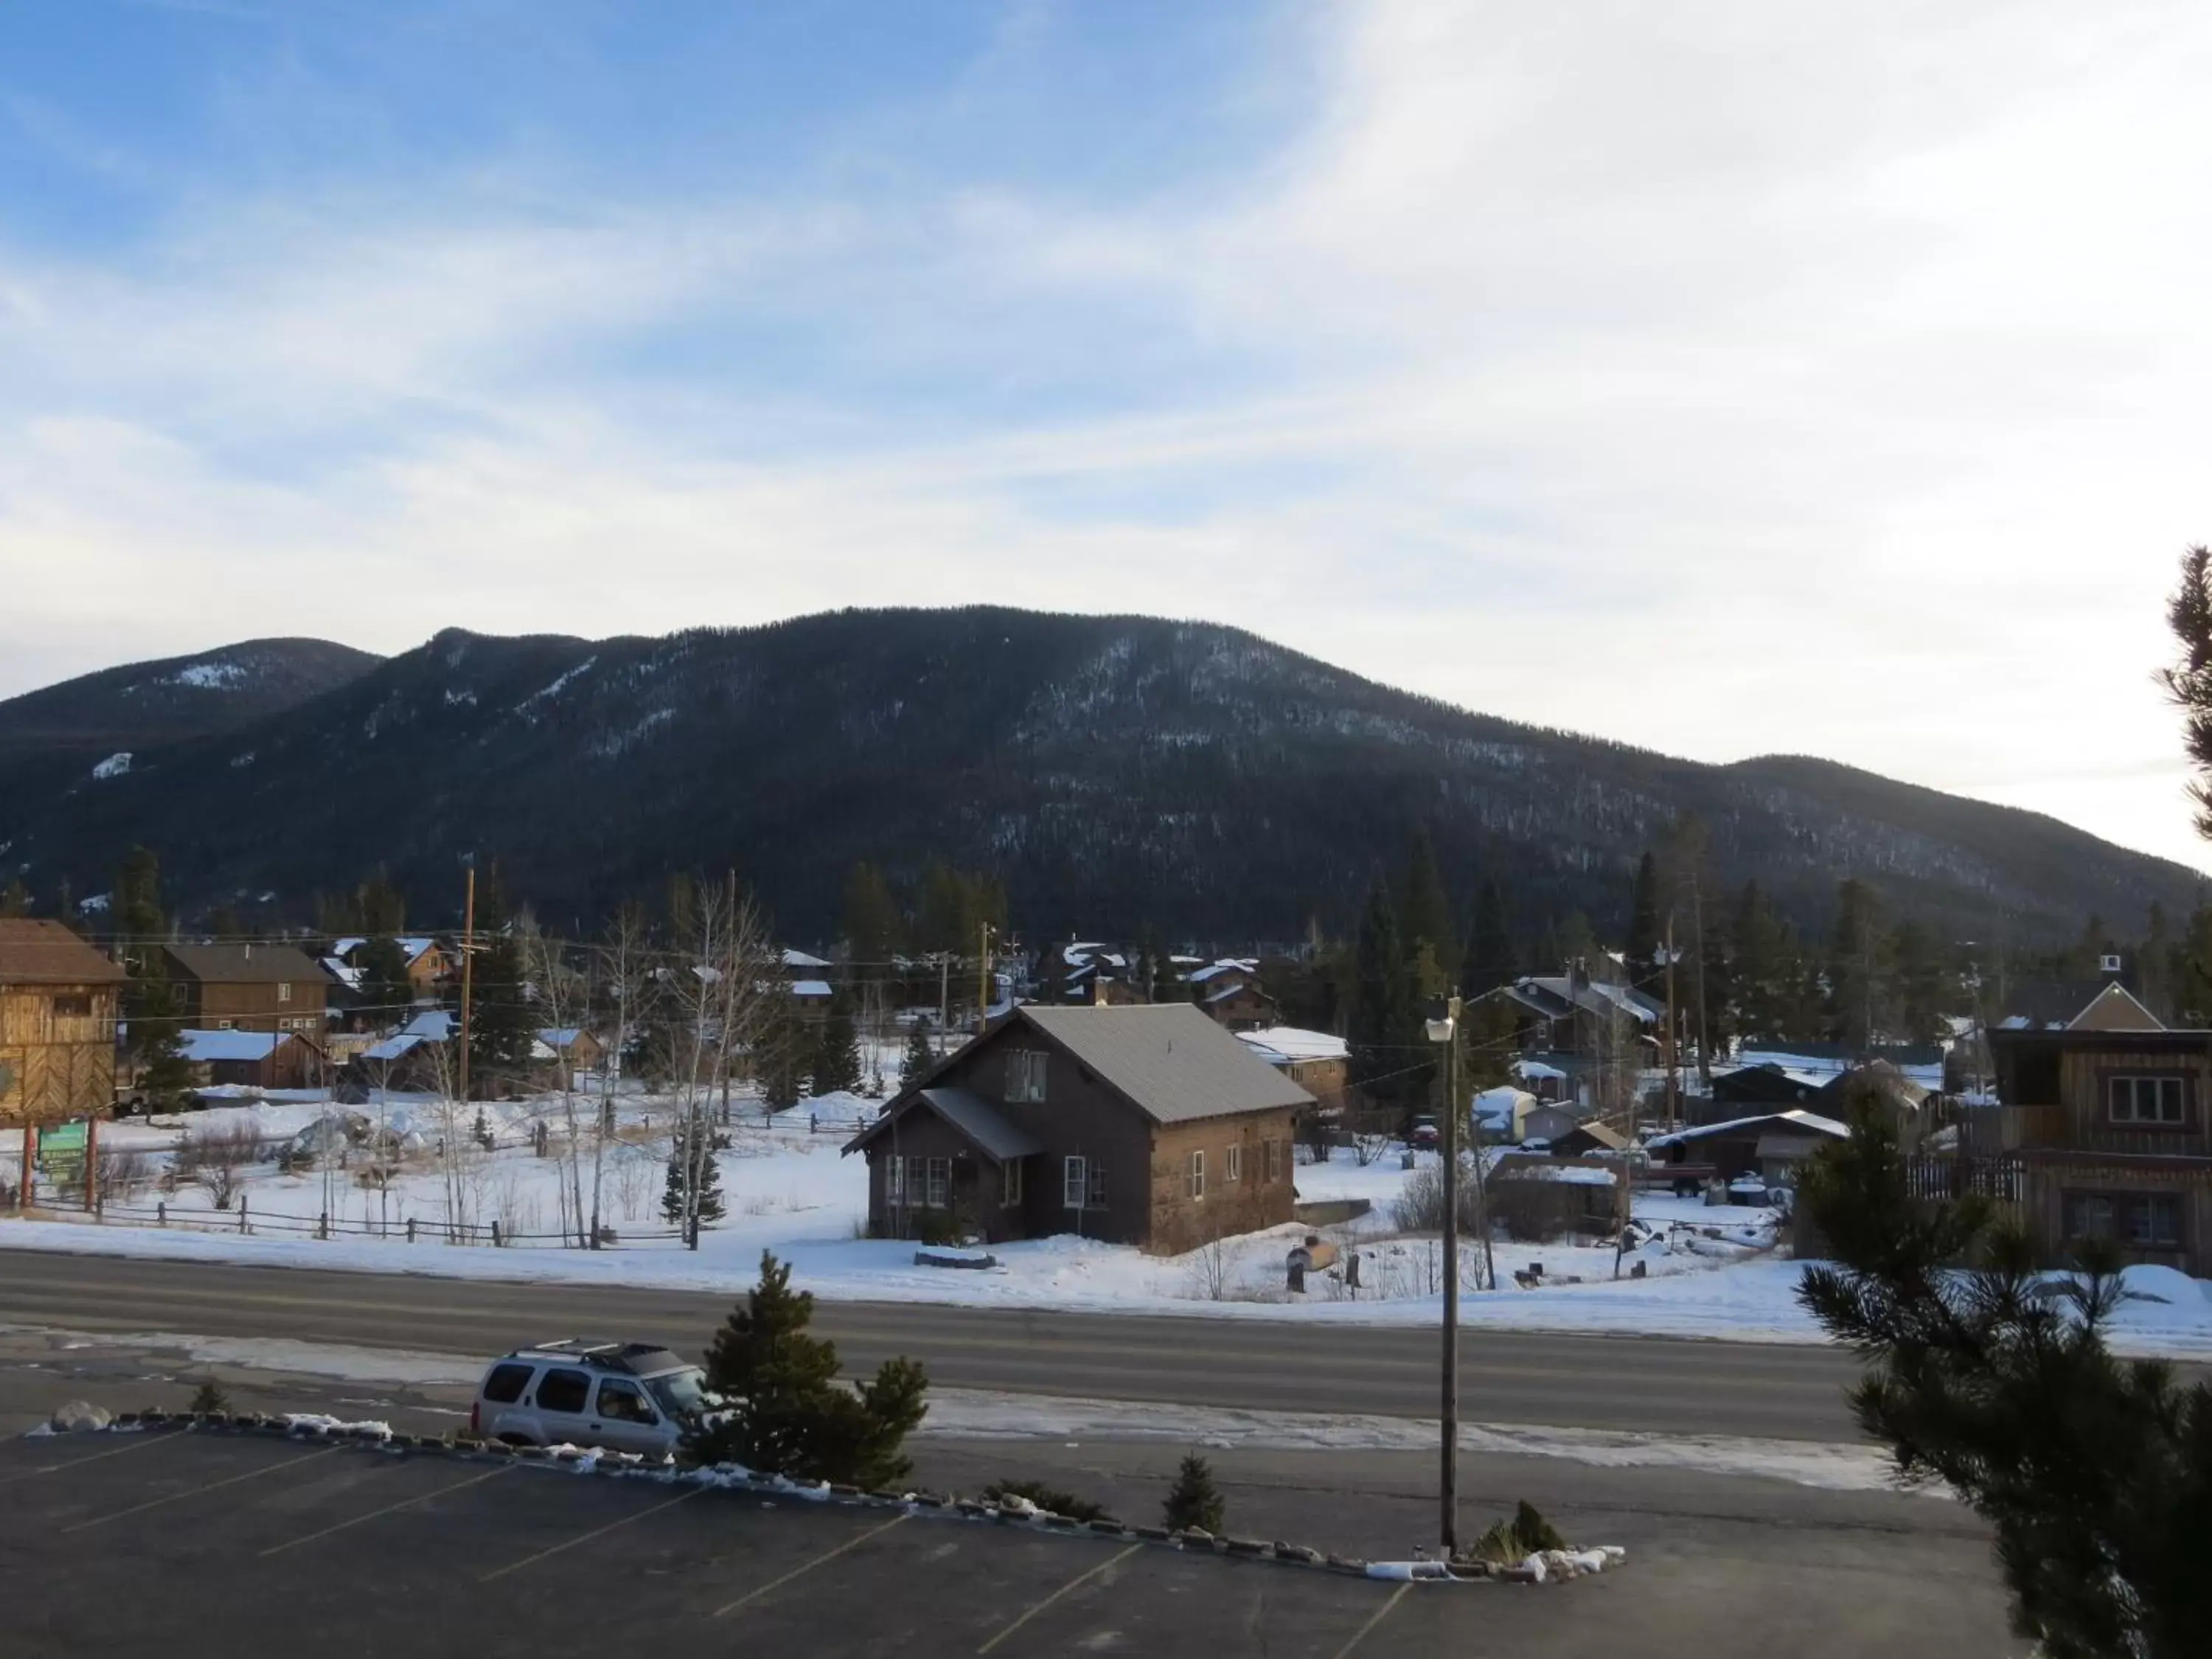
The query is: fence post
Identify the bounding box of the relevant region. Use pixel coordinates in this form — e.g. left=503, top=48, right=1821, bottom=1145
left=318, top=1211, right=328, bottom=1241
left=239, top=1194, right=248, bottom=1234
left=491, top=1219, right=502, bottom=1248
left=157, top=1200, right=167, bottom=1227
left=407, top=1217, right=417, bottom=1244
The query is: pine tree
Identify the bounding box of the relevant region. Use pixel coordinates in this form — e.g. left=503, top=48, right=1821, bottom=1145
left=1397, top=826, right=1458, bottom=992
left=1162, top=1453, right=1226, bottom=1535
left=900, top=1018, right=936, bottom=1091
left=661, top=1121, right=726, bottom=1226
left=1828, top=879, right=1891, bottom=1051
left=1349, top=881, right=1423, bottom=1110
left=759, top=1001, right=804, bottom=1110
left=356, top=935, right=415, bottom=1026
left=1461, top=876, right=1514, bottom=998
left=138, top=1018, right=196, bottom=1111
left=465, top=873, right=535, bottom=1096
left=841, top=862, right=901, bottom=979
left=688, top=1251, right=929, bottom=1487
left=1892, top=921, right=1947, bottom=1043
left=1797, top=1093, right=2212, bottom=1658
left=811, top=997, right=863, bottom=1097
left=1624, top=851, right=1662, bottom=990
left=0, top=877, right=28, bottom=918
left=356, top=866, right=406, bottom=935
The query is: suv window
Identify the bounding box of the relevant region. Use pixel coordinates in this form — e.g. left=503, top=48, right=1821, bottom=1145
left=595, top=1379, right=657, bottom=1424
left=481, top=1363, right=534, bottom=1405
left=535, top=1368, right=592, bottom=1415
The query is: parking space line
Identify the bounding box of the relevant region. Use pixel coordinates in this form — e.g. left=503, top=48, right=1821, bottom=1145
left=1326, top=1582, right=1413, bottom=1659
left=0, top=1430, right=181, bottom=1486
left=712, top=1511, right=912, bottom=1619
left=974, top=1541, right=1144, bottom=1655
left=260, top=1463, right=515, bottom=1557
left=61, top=1445, right=342, bottom=1533
left=479, top=1484, right=706, bottom=1583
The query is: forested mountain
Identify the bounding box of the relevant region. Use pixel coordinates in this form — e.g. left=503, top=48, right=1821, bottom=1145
left=0, top=608, right=2197, bottom=947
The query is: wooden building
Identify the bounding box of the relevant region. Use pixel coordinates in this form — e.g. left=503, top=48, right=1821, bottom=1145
left=178, top=1028, right=322, bottom=1091
left=159, top=944, right=327, bottom=1035
left=0, top=919, right=126, bottom=1125
left=1981, top=1007, right=2212, bottom=1276
left=846, top=1003, right=1310, bottom=1254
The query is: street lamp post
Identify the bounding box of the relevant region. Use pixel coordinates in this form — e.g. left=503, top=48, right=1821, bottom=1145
left=1425, top=992, right=1463, bottom=1559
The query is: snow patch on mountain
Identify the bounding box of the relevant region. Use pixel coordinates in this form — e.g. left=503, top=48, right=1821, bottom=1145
left=91, top=751, right=131, bottom=779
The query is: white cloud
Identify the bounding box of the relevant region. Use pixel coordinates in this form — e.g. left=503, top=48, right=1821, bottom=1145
left=4, top=0, right=2211, bottom=873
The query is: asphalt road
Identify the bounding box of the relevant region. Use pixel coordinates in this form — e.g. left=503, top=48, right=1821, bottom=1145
left=0, top=1248, right=1871, bottom=1438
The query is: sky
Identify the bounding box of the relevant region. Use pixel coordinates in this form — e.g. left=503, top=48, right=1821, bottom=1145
left=3, top=0, right=2211, bottom=873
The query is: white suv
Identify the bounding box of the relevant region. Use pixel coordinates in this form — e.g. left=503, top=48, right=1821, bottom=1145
left=470, top=1339, right=707, bottom=1458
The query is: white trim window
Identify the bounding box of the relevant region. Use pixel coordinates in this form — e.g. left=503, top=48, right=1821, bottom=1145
left=2110, top=1075, right=2185, bottom=1125
left=1006, top=1049, right=1048, bottom=1103
left=1063, top=1155, right=1088, bottom=1209
left=1225, top=1143, right=1242, bottom=1184
left=1188, top=1150, right=1206, bottom=1200
left=276, top=982, right=292, bottom=1004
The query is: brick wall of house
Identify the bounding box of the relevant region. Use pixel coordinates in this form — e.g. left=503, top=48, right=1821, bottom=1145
left=1144, top=1108, right=1296, bottom=1256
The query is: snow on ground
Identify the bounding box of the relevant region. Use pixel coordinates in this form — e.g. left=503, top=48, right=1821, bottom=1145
left=6, top=1096, right=2212, bottom=1357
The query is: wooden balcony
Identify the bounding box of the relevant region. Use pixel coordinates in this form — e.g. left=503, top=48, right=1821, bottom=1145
left=1958, top=1105, right=2212, bottom=1161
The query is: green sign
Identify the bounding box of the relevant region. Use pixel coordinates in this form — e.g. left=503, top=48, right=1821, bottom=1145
left=38, top=1122, right=86, bottom=1154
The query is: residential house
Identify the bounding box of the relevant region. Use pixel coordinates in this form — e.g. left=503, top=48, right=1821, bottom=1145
left=1469, top=970, right=1661, bottom=1110
left=159, top=944, right=327, bottom=1037
left=1978, top=990, right=2212, bottom=1275
left=1647, top=1108, right=1851, bottom=1186
left=0, top=919, right=126, bottom=1124
left=178, top=1029, right=321, bottom=1091
left=537, top=1027, right=605, bottom=1082
left=1235, top=1026, right=1349, bottom=1107
left=1487, top=1153, right=1623, bottom=1239
left=329, top=936, right=453, bottom=999
left=1549, top=1119, right=1631, bottom=1160
left=846, top=1002, right=1309, bottom=1253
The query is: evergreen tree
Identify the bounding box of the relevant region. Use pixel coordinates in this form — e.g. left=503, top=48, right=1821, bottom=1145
left=1461, top=876, right=1515, bottom=998
left=465, top=873, right=535, bottom=1096
left=759, top=1002, right=804, bottom=1110
left=113, top=846, right=164, bottom=942
left=811, top=996, right=863, bottom=1096
left=2168, top=900, right=2212, bottom=1025
left=661, top=1121, right=726, bottom=1226
left=1349, top=880, right=1422, bottom=1108
left=355, top=935, right=416, bottom=1026
left=0, top=877, right=28, bottom=917
left=1162, top=1453, right=1226, bottom=1534
left=688, top=1251, right=929, bottom=1487
left=1551, top=911, right=1599, bottom=977
left=1892, top=921, right=1947, bottom=1043
left=137, top=1018, right=196, bottom=1111
left=1797, top=1094, right=2212, bottom=1658
left=112, top=846, right=175, bottom=1070
left=1827, top=878, right=1891, bottom=1051
left=1134, top=920, right=1164, bottom=1003
left=1397, top=826, right=1458, bottom=992
left=2139, top=902, right=2173, bottom=1022
left=356, top=866, right=406, bottom=935
left=1699, top=911, right=1736, bottom=1060
left=841, top=862, right=902, bottom=978
left=899, top=1018, right=936, bottom=1091
left=1624, top=851, right=1662, bottom=990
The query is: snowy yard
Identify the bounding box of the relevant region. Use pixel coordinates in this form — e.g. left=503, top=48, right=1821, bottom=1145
left=5, top=1085, right=2212, bottom=1358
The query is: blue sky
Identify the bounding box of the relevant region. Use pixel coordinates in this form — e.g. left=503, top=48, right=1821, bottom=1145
left=4, top=1, right=2212, bottom=873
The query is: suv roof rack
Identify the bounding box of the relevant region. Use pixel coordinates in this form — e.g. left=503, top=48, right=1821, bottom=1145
left=507, top=1338, right=686, bottom=1376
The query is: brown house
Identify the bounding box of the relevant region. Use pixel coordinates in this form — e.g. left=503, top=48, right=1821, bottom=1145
left=159, top=944, right=327, bottom=1036
left=1980, top=1000, right=2212, bottom=1276
left=0, top=919, right=126, bottom=1124
left=846, top=1003, right=1310, bottom=1254
left=178, top=1029, right=321, bottom=1091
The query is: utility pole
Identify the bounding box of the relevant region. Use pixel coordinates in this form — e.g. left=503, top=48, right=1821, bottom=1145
left=937, top=954, right=950, bottom=1049
left=977, top=922, right=994, bottom=1023
left=1665, top=914, right=1680, bottom=1133
left=456, top=863, right=477, bottom=1107
left=1427, top=992, right=1464, bottom=1559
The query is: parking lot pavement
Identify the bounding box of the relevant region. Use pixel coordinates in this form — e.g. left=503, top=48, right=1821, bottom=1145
left=1, top=1431, right=1456, bottom=1659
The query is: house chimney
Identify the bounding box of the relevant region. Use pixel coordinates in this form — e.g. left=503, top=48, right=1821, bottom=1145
left=1093, top=975, right=1109, bottom=1006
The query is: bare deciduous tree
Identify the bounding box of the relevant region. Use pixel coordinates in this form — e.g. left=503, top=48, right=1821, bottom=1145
left=174, top=1123, right=260, bottom=1211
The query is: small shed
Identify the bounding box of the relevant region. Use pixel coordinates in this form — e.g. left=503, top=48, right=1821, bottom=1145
left=178, top=1029, right=321, bottom=1090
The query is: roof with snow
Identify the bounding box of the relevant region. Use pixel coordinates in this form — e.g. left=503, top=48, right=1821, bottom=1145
left=320, top=956, right=364, bottom=990
left=538, top=1028, right=590, bottom=1049
left=790, top=978, right=834, bottom=998
left=782, top=948, right=832, bottom=970
left=399, top=1009, right=456, bottom=1040
left=363, top=1033, right=428, bottom=1062
left=1647, top=1108, right=1849, bottom=1149
left=1237, top=1026, right=1349, bottom=1065
left=1186, top=959, right=1258, bottom=984
left=178, top=1029, right=292, bottom=1062
left=333, top=936, right=440, bottom=964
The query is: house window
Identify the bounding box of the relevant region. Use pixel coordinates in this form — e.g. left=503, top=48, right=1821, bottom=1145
left=276, top=982, right=293, bottom=1004
left=886, top=1158, right=905, bottom=1204
left=917, top=1157, right=950, bottom=1208
left=1006, top=1049, right=1048, bottom=1103
left=1225, top=1143, right=1242, bottom=1184
left=1088, top=1163, right=1106, bottom=1208
left=1063, top=1155, right=1088, bottom=1209
left=217, top=1020, right=233, bottom=1031
left=51, top=994, right=91, bottom=1019
left=2065, top=1190, right=2184, bottom=1248
left=2109, top=1076, right=2185, bottom=1125
left=1188, top=1150, right=1206, bottom=1200
left=1002, top=1158, right=1025, bottom=1208
left=1265, top=1138, right=1283, bottom=1183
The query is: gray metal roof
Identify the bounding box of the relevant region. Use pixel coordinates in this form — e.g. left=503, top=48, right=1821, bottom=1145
left=844, top=1085, right=1043, bottom=1164
left=1018, top=1003, right=1313, bottom=1124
